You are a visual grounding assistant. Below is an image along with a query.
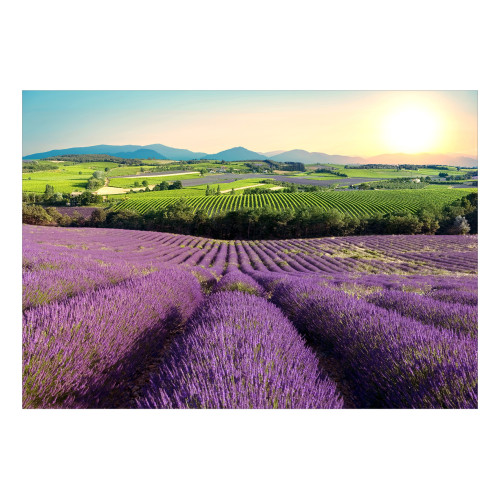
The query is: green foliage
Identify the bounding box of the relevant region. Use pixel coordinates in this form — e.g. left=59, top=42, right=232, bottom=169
left=86, top=177, right=104, bottom=190
left=78, top=191, right=102, bottom=206
left=89, top=208, right=107, bottom=225
left=114, top=188, right=477, bottom=219
left=25, top=192, right=477, bottom=239
left=22, top=204, right=53, bottom=225
left=22, top=161, right=58, bottom=172
left=44, top=184, right=55, bottom=198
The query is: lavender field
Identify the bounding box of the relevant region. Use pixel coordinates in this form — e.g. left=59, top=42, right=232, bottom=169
left=23, top=225, right=478, bottom=409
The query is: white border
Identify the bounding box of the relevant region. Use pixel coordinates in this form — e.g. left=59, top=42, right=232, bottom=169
left=3, top=1, right=498, bottom=499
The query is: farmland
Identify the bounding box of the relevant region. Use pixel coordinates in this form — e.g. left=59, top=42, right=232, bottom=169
left=115, top=187, right=477, bottom=217
left=108, top=172, right=201, bottom=189
left=300, top=165, right=461, bottom=179
left=22, top=163, right=98, bottom=193
left=23, top=224, right=477, bottom=409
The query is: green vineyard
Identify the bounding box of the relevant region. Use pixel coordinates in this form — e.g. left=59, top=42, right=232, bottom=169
left=114, top=188, right=477, bottom=217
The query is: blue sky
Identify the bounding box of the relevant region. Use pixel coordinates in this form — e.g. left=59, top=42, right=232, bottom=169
left=22, top=90, right=478, bottom=157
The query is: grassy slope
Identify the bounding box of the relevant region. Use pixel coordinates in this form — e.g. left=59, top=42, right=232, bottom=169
left=22, top=164, right=99, bottom=193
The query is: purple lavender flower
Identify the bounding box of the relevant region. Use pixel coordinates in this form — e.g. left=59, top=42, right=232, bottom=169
left=137, top=292, right=343, bottom=409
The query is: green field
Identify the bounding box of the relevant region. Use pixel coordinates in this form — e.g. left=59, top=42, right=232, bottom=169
left=106, top=165, right=146, bottom=176
left=108, top=178, right=270, bottom=200
left=114, top=187, right=477, bottom=217
left=22, top=159, right=476, bottom=200
left=108, top=172, right=201, bottom=188
left=295, top=166, right=458, bottom=180
left=22, top=163, right=102, bottom=193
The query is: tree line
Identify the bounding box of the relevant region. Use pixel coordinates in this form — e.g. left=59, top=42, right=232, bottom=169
left=23, top=193, right=477, bottom=240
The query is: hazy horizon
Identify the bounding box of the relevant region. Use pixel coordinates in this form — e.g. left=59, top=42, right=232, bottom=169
left=22, top=90, right=478, bottom=158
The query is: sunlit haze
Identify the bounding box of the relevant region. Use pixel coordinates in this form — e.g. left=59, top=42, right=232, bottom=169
left=22, top=90, right=477, bottom=157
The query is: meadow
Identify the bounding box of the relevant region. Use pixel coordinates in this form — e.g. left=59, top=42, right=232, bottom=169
left=22, top=163, right=99, bottom=193
left=22, top=224, right=478, bottom=409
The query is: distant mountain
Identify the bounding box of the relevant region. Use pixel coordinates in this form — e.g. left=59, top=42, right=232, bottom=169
left=202, top=147, right=267, bottom=161
left=112, top=148, right=168, bottom=159
left=23, top=144, right=478, bottom=167
left=23, top=144, right=206, bottom=161
left=141, top=144, right=206, bottom=160
left=269, top=149, right=364, bottom=165
left=364, top=153, right=478, bottom=168
left=23, top=144, right=142, bottom=159
left=260, top=150, right=286, bottom=157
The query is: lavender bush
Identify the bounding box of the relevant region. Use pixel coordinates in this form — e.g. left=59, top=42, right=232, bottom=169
left=366, top=290, right=478, bottom=338
left=137, top=292, right=343, bottom=409
left=23, top=269, right=203, bottom=408
left=269, top=278, right=477, bottom=409
left=213, top=270, right=265, bottom=296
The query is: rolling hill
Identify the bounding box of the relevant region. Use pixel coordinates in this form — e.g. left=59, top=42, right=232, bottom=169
left=202, top=147, right=267, bottom=161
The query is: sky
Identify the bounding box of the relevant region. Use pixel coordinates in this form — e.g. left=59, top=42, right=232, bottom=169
left=22, top=90, right=478, bottom=157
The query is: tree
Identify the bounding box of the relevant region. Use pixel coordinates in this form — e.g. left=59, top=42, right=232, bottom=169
left=45, top=207, right=63, bottom=222
left=216, top=185, right=221, bottom=196
left=134, top=181, right=140, bottom=187
left=78, top=190, right=102, bottom=206
left=22, top=204, right=52, bottom=225
left=205, top=185, right=210, bottom=196
left=86, top=178, right=103, bottom=190
left=449, top=216, right=470, bottom=235
left=90, top=208, right=107, bottom=226
left=170, top=180, right=182, bottom=190
left=142, top=180, right=149, bottom=187
left=44, top=184, right=55, bottom=198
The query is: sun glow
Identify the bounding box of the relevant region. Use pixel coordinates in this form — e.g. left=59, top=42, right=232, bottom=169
left=382, top=106, right=441, bottom=154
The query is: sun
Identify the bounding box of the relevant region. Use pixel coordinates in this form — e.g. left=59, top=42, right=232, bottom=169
left=382, top=106, right=441, bottom=154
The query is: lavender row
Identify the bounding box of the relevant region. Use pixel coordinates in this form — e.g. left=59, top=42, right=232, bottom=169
left=425, top=288, right=478, bottom=306
left=263, top=276, right=477, bottom=408
left=23, top=258, right=149, bottom=310
left=213, top=270, right=265, bottom=296
left=23, top=269, right=203, bottom=408
left=136, top=292, right=343, bottom=409
left=24, top=225, right=478, bottom=277
left=366, top=290, right=477, bottom=338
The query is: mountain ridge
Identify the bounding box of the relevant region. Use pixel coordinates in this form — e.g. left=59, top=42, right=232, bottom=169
left=202, top=147, right=267, bottom=161
left=23, top=144, right=478, bottom=166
